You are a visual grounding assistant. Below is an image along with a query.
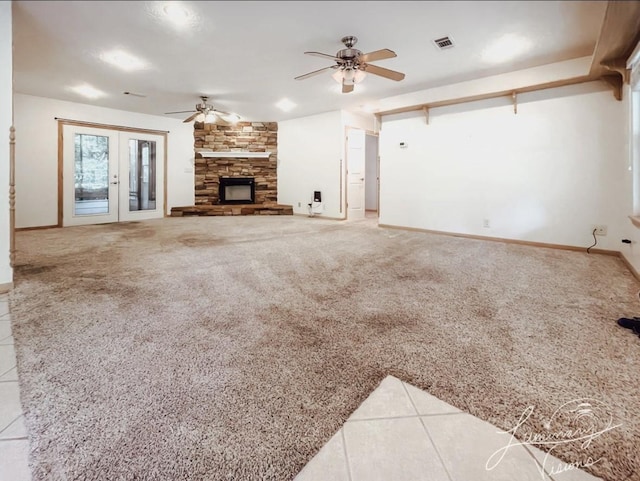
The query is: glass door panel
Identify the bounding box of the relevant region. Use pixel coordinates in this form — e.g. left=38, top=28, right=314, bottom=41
left=118, top=132, right=164, bottom=222
left=63, top=125, right=119, bottom=226
left=128, top=139, right=157, bottom=212
left=74, top=133, right=110, bottom=215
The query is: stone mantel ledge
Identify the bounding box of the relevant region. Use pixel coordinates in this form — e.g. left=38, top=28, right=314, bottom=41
left=197, top=151, right=272, bottom=158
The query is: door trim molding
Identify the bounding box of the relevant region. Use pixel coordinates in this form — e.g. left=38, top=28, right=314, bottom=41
left=57, top=120, right=169, bottom=226
left=57, top=121, right=63, bottom=227
left=54, top=118, right=169, bottom=135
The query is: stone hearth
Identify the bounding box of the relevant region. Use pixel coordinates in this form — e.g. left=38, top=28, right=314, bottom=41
left=171, top=204, right=293, bottom=216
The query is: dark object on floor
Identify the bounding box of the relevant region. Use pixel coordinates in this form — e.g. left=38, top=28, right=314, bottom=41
left=634, top=325, right=640, bottom=337
left=617, top=317, right=640, bottom=330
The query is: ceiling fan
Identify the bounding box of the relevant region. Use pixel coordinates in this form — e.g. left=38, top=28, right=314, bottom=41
left=164, top=96, right=239, bottom=123
left=295, top=36, right=405, bottom=93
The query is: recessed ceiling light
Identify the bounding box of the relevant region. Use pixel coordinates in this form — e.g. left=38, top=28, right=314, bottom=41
left=100, top=50, right=148, bottom=72
left=70, top=84, right=106, bottom=99
left=481, top=34, right=532, bottom=64
left=275, top=98, right=296, bottom=112
left=162, top=2, right=191, bottom=27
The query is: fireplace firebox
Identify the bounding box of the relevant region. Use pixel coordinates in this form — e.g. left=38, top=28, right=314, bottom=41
left=219, top=177, right=255, bottom=204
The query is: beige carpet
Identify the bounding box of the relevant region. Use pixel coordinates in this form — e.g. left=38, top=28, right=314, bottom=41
left=9, top=216, right=640, bottom=481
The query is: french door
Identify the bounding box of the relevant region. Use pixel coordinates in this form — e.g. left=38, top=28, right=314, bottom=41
left=62, top=125, right=165, bottom=226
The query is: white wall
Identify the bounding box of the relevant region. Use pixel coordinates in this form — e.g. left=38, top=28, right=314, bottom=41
left=341, top=110, right=376, bottom=133
left=14, top=94, right=194, bottom=228
left=0, top=2, right=12, bottom=288
left=277, top=110, right=377, bottom=218
left=378, top=56, right=592, bottom=113
left=379, top=82, right=629, bottom=250
left=278, top=111, right=343, bottom=217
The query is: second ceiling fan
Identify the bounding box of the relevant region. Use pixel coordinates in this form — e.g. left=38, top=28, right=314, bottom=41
left=295, top=36, right=405, bottom=93
left=164, top=96, right=239, bottom=124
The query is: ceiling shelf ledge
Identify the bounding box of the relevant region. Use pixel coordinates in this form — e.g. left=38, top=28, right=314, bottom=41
left=197, top=151, right=272, bottom=158
left=374, top=74, right=607, bottom=125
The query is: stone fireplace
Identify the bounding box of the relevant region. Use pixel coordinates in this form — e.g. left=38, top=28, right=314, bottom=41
left=193, top=121, right=278, bottom=206
left=171, top=120, right=292, bottom=216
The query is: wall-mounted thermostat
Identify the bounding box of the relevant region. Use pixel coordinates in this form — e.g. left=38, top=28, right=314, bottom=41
left=399, top=142, right=408, bottom=148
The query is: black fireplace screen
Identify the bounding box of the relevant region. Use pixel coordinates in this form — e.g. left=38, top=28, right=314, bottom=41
left=218, top=177, right=255, bottom=204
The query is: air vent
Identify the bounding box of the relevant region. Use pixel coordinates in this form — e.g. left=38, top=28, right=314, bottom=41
left=433, top=36, right=454, bottom=50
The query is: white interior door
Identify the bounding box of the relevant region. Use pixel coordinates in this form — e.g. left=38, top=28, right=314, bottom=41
left=63, top=125, right=164, bottom=226
left=347, top=128, right=366, bottom=220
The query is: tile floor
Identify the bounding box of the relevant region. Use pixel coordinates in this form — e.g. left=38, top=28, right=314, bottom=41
left=0, top=294, right=605, bottom=481
left=0, top=293, right=31, bottom=481
left=295, top=376, right=602, bottom=481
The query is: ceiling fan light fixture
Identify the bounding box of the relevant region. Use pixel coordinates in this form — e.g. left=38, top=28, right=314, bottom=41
left=297, top=36, right=404, bottom=93
left=353, top=69, right=367, bottom=84
left=332, top=68, right=367, bottom=84
left=204, top=112, right=216, bottom=123
left=343, top=68, right=356, bottom=82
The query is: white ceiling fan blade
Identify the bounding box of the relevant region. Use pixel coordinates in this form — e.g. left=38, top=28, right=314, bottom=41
left=295, top=65, right=338, bottom=80
left=304, top=51, right=341, bottom=61
left=165, top=110, right=196, bottom=114
left=361, top=63, right=405, bottom=81
left=359, top=48, right=397, bottom=63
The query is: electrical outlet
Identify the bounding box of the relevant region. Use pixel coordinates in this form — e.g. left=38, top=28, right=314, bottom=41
left=592, top=225, right=607, bottom=236
left=483, top=219, right=490, bottom=228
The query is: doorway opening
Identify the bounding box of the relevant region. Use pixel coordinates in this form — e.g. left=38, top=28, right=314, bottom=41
left=364, top=132, right=379, bottom=216
left=345, top=127, right=379, bottom=220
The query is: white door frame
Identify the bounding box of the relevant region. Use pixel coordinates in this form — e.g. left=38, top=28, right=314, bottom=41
left=57, top=119, right=168, bottom=227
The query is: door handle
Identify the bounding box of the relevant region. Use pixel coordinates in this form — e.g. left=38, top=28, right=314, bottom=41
left=110, top=181, right=119, bottom=185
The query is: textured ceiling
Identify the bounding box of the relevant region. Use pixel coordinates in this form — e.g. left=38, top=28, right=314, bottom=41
left=12, top=1, right=607, bottom=121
